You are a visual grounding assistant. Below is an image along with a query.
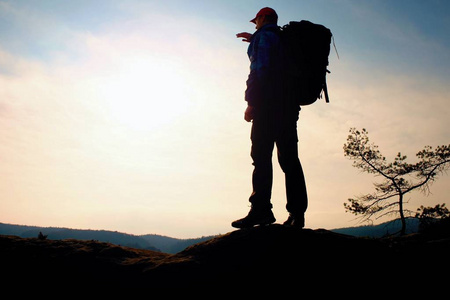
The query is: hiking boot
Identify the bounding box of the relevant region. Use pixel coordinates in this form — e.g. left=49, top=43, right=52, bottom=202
left=283, top=213, right=305, bottom=228
left=231, top=207, right=276, bottom=229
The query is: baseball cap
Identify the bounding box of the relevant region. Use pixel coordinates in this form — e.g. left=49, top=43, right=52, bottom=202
left=250, top=7, right=278, bottom=23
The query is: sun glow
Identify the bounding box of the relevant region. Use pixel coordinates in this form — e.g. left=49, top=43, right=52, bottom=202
left=99, top=57, right=191, bottom=131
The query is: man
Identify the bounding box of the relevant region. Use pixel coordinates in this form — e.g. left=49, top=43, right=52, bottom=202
left=232, top=7, right=308, bottom=229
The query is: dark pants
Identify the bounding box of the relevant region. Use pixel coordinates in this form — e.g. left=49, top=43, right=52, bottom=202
left=249, top=112, right=308, bottom=215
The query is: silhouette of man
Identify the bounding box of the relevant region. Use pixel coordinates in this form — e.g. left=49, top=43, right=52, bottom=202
left=232, top=7, right=308, bottom=229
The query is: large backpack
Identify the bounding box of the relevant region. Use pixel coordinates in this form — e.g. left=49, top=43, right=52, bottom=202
left=280, top=20, right=333, bottom=106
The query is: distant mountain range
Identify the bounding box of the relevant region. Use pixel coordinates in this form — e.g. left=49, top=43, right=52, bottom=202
left=0, top=222, right=214, bottom=253
left=331, top=217, right=419, bottom=237
left=0, top=218, right=420, bottom=254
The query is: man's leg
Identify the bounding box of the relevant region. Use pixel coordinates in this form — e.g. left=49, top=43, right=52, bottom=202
left=231, top=121, right=276, bottom=228
left=248, top=136, right=274, bottom=210
left=276, top=123, right=308, bottom=227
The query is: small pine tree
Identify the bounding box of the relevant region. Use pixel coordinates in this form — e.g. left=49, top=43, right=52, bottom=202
left=343, top=128, right=450, bottom=235
left=415, top=203, right=450, bottom=232
left=37, top=231, right=48, bottom=240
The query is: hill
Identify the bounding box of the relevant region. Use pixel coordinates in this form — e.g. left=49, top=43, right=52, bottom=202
left=331, top=217, right=420, bottom=237
left=0, top=218, right=422, bottom=255
left=0, top=223, right=214, bottom=253
left=1, top=221, right=449, bottom=288
left=139, top=233, right=213, bottom=254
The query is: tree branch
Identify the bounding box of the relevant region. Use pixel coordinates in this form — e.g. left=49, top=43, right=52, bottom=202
left=404, top=159, right=450, bottom=194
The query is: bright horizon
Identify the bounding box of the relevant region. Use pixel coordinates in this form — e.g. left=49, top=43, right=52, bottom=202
left=1, top=0, right=449, bottom=238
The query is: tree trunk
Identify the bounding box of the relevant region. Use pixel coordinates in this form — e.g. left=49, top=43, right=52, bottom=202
left=399, top=193, right=406, bottom=235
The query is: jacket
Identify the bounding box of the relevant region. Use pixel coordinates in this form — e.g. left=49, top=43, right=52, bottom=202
left=245, top=23, right=284, bottom=108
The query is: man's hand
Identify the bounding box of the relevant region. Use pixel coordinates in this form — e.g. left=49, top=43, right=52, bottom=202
left=244, top=105, right=255, bottom=122
left=236, top=32, right=252, bottom=43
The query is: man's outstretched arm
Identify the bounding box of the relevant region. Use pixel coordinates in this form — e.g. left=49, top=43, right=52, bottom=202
left=236, top=32, right=252, bottom=42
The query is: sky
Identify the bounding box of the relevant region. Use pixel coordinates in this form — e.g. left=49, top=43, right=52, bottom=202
left=1, top=0, right=449, bottom=238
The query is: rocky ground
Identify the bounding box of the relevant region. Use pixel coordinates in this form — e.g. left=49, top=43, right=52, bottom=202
left=1, top=222, right=449, bottom=289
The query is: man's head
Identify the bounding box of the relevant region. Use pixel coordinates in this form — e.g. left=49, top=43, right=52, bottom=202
left=250, top=7, right=278, bottom=29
